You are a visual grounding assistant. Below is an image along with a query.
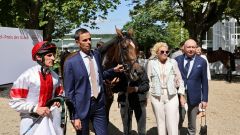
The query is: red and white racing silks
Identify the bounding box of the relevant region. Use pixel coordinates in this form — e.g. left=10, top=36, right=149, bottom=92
left=9, top=65, right=63, bottom=115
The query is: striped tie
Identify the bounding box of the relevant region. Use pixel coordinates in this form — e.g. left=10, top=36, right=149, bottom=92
left=184, top=58, right=191, bottom=77
left=88, top=56, right=99, bottom=98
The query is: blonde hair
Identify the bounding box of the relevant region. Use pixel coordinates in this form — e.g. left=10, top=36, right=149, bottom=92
left=151, top=42, right=168, bottom=57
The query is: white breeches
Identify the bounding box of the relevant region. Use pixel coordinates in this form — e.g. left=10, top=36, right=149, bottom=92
left=20, top=117, right=41, bottom=135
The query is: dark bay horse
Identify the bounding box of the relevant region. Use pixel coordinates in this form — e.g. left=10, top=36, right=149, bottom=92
left=203, top=48, right=235, bottom=82
left=100, top=28, right=144, bottom=122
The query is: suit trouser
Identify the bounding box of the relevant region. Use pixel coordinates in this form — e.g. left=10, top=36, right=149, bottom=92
left=187, top=105, right=199, bottom=135
left=76, top=98, right=108, bottom=135
left=179, top=91, right=200, bottom=135
left=120, top=101, right=147, bottom=135
left=150, top=89, right=179, bottom=135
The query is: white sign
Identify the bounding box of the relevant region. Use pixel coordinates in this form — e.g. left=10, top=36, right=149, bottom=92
left=0, top=27, right=43, bottom=85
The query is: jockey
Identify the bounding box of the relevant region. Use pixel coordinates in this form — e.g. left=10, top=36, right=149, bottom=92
left=9, top=41, right=64, bottom=135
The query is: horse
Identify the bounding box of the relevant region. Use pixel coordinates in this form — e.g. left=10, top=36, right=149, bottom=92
left=60, top=28, right=144, bottom=122
left=203, top=48, right=235, bottom=82
left=100, top=28, right=144, bottom=122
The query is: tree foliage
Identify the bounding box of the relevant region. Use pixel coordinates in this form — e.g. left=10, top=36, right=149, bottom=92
left=129, top=0, right=240, bottom=45
left=165, top=21, right=189, bottom=48
left=0, top=0, right=120, bottom=39
left=123, top=2, right=188, bottom=52
left=123, top=12, right=167, bottom=52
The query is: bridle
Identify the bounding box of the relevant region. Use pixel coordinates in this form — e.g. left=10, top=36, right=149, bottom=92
left=118, top=37, right=142, bottom=81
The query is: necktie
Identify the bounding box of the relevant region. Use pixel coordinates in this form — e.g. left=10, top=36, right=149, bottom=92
left=184, top=57, right=192, bottom=77
left=88, top=56, right=99, bottom=98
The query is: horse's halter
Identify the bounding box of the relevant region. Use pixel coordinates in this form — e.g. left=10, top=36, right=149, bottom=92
left=118, top=37, right=142, bottom=81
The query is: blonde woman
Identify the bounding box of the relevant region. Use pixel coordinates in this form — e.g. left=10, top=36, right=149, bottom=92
left=147, top=42, right=186, bottom=135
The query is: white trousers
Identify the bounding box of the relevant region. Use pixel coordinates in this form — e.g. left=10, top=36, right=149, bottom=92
left=150, top=89, right=179, bottom=135
left=20, top=107, right=63, bottom=135
left=20, top=117, right=41, bottom=135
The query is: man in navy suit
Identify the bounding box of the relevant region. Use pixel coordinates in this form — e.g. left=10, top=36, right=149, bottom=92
left=175, top=39, right=208, bottom=135
left=64, top=28, right=123, bottom=135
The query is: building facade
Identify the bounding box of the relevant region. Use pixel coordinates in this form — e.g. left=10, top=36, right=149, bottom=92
left=203, top=18, right=240, bottom=52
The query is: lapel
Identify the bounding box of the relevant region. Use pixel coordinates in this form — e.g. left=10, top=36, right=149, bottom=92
left=92, top=50, right=101, bottom=74
left=152, top=59, right=161, bottom=80
left=77, top=52, right=88, bottom=76
left=179, top=55, right=186, bottom=78
left=188, top=55, right=198, bottom=78
left=165, top=58, right=173, bottom=81
left=92, top=50, right=102, bottom=80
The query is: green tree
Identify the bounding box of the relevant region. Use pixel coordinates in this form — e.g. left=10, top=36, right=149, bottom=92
left=123, top=12, right=168, bottom=53
left=0, top=0, right=120, bottom=39
left=165, top=21, right=189, bottom=48
left=123, top=11, right=188, bottom=53
left=225, top=0, right=240, bottom=24
left=130, top=0, right=240, bottom=45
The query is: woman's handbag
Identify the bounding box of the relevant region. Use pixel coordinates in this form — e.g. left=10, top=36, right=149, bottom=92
left=199, top=110, right=207, bottom=135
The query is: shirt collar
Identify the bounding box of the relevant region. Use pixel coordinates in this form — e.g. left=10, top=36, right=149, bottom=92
left=80, top=50, right=93, bottom=58
left=184, top=54, right=195, bottom=61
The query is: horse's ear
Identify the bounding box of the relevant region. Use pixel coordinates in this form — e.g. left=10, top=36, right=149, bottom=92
left=115, top=26, right=123, bottom=38
left=128, top=28, right=134, bottom=37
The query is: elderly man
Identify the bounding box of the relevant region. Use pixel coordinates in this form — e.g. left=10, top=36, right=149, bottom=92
left=175, top=39, right=208, bottom=135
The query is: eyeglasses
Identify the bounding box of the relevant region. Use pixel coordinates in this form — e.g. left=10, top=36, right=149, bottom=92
left=159, top=50, right=169, bottom=55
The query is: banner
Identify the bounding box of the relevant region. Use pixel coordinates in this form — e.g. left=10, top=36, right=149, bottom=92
left=0, top=27, right=43, bottom=85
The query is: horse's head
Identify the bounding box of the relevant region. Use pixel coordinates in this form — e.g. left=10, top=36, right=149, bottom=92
left=115, top=27, right=144, bottom=81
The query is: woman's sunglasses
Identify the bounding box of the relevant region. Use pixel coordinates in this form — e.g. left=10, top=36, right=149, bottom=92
left=159, top=50, right=169, bottom=55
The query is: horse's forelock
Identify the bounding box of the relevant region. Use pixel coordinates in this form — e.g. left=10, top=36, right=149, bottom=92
left=101, top=34, right=139, bottom=69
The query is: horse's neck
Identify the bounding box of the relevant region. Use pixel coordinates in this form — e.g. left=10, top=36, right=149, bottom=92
left=101, top=45, right=119, bottom=69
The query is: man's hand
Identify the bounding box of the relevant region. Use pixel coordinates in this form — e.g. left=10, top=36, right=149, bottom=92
left=52, top=102, right=61, bottom=108
left=127, top=87, right=137, bottom=93
left=113, top=64, right=124, bottom=72
left=199, top=102, right=207, bottom=116
left=72, top=119, right=82, bottom=130
left=111, top=77, right=120, bottom=84
left=179, top=95, right=186, bottom=107
left=200, top=102, right=208, bottom=109
left=36, top=107, right=51, bottom=117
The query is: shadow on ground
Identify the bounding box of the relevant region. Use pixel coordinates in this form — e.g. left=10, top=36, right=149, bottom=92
left=108, top=122, right=123, bottom=135
left=107, top=126, right=158, bottom=135
left=0, top=83, right=12, bottom=98
left=180, top=127, right=188, bottom=135
left=147, top=127, right=158, bottom=134
left=211, top=74, right=240, bottom=83
left=146, top=127, right=187, bottom=135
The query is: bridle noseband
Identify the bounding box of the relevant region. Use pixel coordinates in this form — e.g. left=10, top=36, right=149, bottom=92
left=118, top=37, right=142, bottom=81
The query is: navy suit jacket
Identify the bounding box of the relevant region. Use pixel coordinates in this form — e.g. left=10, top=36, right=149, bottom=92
left=63, top=50, right=115, bottom=120
left=175, top=55, right=208, bottom=106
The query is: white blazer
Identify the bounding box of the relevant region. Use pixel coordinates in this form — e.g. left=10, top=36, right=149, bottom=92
left=147, top=58, right=185, bottom=96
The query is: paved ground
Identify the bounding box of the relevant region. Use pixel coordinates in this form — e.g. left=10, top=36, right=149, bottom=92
left=1, top=80, right=240, bottom=135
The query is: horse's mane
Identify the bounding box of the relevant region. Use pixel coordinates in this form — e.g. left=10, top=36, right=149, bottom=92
left=101, top=36, right=123, bottom=69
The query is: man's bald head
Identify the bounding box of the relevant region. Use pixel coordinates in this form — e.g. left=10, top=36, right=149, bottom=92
left=184, top=39, right=197, bottom=58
